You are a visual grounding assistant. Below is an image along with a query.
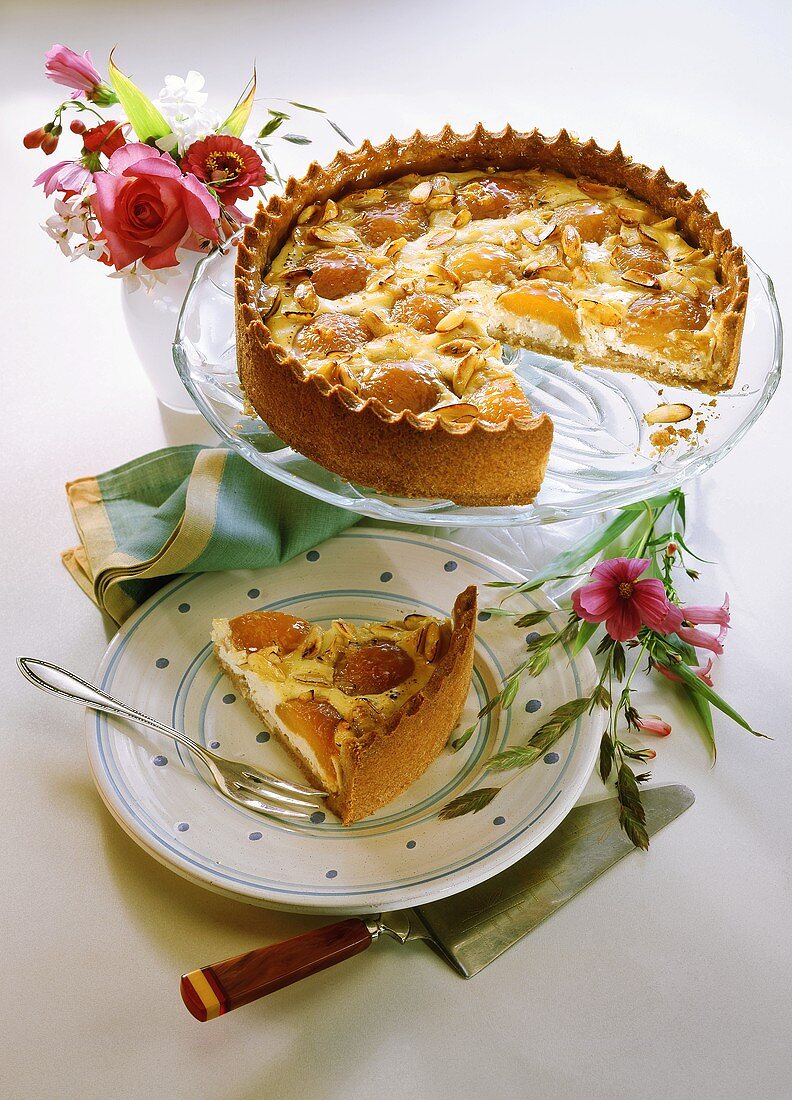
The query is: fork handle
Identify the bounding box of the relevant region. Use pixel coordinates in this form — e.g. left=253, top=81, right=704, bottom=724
left=180, top=919, right=374, bottom=1021
left=17, top=656, right=207, bottom=759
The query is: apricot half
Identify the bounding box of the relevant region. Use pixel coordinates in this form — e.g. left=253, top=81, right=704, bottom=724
left=625, top=291, right=709, bottom=345
left=307, top=248, right=371, bottom=300
left=498, top=279, right=580, bottom=341
left=357, top=201, right=426, bottom=246
left=276, top=697, right=343, bottom=776
left=294, top=313, right=371, bottom=357
left=446, top=243, right=515, bottom=284
left=555, top=201, right=620, bottom=244
left=334, top=642, right=415, bottom=696
left=359, top=360, right=441, bottom=415
left=390, top=293, right=456, bottom=333
left=230, top=611, right=311, bottom=655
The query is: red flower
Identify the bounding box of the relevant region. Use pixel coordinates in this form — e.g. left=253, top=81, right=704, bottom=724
left=82, top=120, right=127, bottom=158
left=181, top=134, right=266, bottom=211
left=91, top=143, right=219, bottom=270
left=571, top=557, right=674, bottom=642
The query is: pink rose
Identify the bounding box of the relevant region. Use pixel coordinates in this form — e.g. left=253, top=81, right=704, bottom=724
left=92, top=144, right=219, bottom=270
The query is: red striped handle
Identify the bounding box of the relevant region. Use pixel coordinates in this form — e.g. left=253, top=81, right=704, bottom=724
left=180, top=918, right=373, bottom=1021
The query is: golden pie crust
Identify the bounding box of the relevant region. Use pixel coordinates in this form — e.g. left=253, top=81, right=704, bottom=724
left=213, top=586, right=477, bottom=825
left=236, top=125, right=748, bottom=506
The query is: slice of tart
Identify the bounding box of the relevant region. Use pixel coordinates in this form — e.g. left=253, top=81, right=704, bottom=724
left=236, top=125, right=748, bottom=506
left=212, top=587, right=476, bottom=824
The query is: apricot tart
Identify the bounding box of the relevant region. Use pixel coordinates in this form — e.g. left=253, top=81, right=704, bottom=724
left=212, top=587, right=476, bottom=824
left=236, top=126, right=748, bottom=506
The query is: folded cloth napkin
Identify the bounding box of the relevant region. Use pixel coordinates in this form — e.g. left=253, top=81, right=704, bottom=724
left=63, top=445, right=359, bottom=624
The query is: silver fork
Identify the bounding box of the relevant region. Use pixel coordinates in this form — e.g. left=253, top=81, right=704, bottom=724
left=17, top=657, right=328, bottom=822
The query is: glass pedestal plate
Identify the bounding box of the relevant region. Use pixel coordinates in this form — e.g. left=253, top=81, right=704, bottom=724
left=173, top=242, right=782, bottom=583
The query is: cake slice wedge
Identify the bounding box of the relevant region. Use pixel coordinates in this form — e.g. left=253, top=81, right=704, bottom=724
left=212, top=586, right=477, bottom=824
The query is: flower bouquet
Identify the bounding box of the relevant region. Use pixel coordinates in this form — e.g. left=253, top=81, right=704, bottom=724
left=441, top=489, right=765, bottom=848
left=25, top=45, right=350, bottom=289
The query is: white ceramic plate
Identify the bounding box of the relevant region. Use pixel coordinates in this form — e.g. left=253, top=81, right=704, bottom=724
left=86, top=529, right=598, bottom=914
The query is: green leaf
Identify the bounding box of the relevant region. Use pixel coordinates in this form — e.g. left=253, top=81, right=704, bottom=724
left=616, top=762, right=649, bottom=850
left=450, top=724, right=476, bottom=752
left=282, top=133, right=312, bottom=145
left=572, top=620, right=599, bottom=656
left=258, top=116, right=284, bottom=139
left=599, top=732, right=614, bottom=781
left=222, top=70, right=257, bottom=137
left=107, top=52, right=171, bottom=143
left=672, top=661, right=768, bottom=739
left=488, top=745, right=542, bottom=772
left=521, top=504, right=648, bottom=590
left=514, top=609, right=552, bottom=628
left=500, top=676, right=521, bottom=710
left=288, top=100, right=324, bottom=113
left=438, top=787, right=500, bottom=820
left=326, top=117, right=354, bottom=146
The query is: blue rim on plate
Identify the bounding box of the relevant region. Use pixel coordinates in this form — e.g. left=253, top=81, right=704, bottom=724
left=85, top=529, right=599, bottom=914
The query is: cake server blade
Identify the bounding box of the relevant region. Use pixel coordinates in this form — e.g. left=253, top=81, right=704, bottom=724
left=411, top=782, right=695, bottom=978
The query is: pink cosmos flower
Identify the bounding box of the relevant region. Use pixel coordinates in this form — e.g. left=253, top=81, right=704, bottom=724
left=34, top=159, right=94, bottom=197
left=45, top=45, right=103, bottom=98
left=571, top=557, right=674, bottom=642
left=91, top=143, right=219, bottom=270
left=655, top=656, right=714, bottom=688
left=635, top=715, right=672, bottom=737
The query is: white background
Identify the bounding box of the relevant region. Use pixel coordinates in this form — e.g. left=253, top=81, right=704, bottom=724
left=1, top=2, right=791, bottom=1098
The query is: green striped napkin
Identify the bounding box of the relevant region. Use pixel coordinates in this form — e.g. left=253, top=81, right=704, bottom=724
left=63, top=445, right=359, bottom=624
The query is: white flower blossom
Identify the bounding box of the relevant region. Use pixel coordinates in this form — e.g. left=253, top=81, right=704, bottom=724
left=42, top=215, right=74, bottom=257
left=154, top=70, right=220, bottom=155
left=71, top=237, right=110, bottom=263
left=109, top=261, right=181, bottom=293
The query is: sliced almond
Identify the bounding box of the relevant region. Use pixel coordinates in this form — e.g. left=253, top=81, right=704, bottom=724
left=427, top=194, right=454, bottom=211
left=319, top=198, right=339, bottom=223
left=431, top=174, right=454, bottom=196
left=256, top=284, right=281, bottom=319
left=403, top=613, right=430, bottom=629
left=420, top=621, right=442, bottom=662
left=359, top=307, right=392, bottom=336
left=435, top=305, right=468, bottom=332
left=427, top=229, right=457, bottom=249
left=452, top=351, right=481, bottom=396
left=616, top=207, right=639, bottom=227
left=336, top=363, right=360, bottom=392
left=434, top=401, right=479, bottom=425
left=523, top=220, right=557, bottom=246
left=293, top=280, right=319, bottom=312
left=385, top=236, right=408, bottom=257
left=409, top=180, right=433, bottom=204
left=622, top=268, right=660, bottom=288
left=578, top=177, right=617, bottom=199
left=297, top=204, right=318, bottom=225
left=452, top=207, right=472, bottom=228
left=652, top=216, right=677, bottom=231
left=644, top=403, right=694, bottom=426
left=351, top=187, right=386, bottom=208
left=280, top=266, right=314, bottom=283
left=561, top=224, right=583, bottom=266
left=427, top=262, right=462, bottom=290
left=437, top=338, right=479, bottom=356
left=311, top=223, right=358, bottom=244
left=578, top=299, right=622, bottom=326
left=527, top=264, right=573, bottom=283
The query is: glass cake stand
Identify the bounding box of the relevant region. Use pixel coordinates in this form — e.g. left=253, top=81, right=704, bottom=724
left=173, top=243, right=782, bottom=530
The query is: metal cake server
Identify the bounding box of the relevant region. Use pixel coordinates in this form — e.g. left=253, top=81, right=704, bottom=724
left=180, top=783, right=694, bottom=1020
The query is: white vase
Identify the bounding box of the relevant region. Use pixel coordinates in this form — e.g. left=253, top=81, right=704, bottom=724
left=120, top=251, right=201, bottom=414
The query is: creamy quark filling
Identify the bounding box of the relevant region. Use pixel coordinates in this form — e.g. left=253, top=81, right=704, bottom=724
left=256, top=166, right=726, bottom=426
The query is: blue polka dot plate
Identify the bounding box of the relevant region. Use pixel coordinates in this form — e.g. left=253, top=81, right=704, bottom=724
left=86, top=529, right=598, bottom=914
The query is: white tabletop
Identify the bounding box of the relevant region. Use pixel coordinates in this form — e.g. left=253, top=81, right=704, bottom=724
left=2, top=2, right=791, bottom=1097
